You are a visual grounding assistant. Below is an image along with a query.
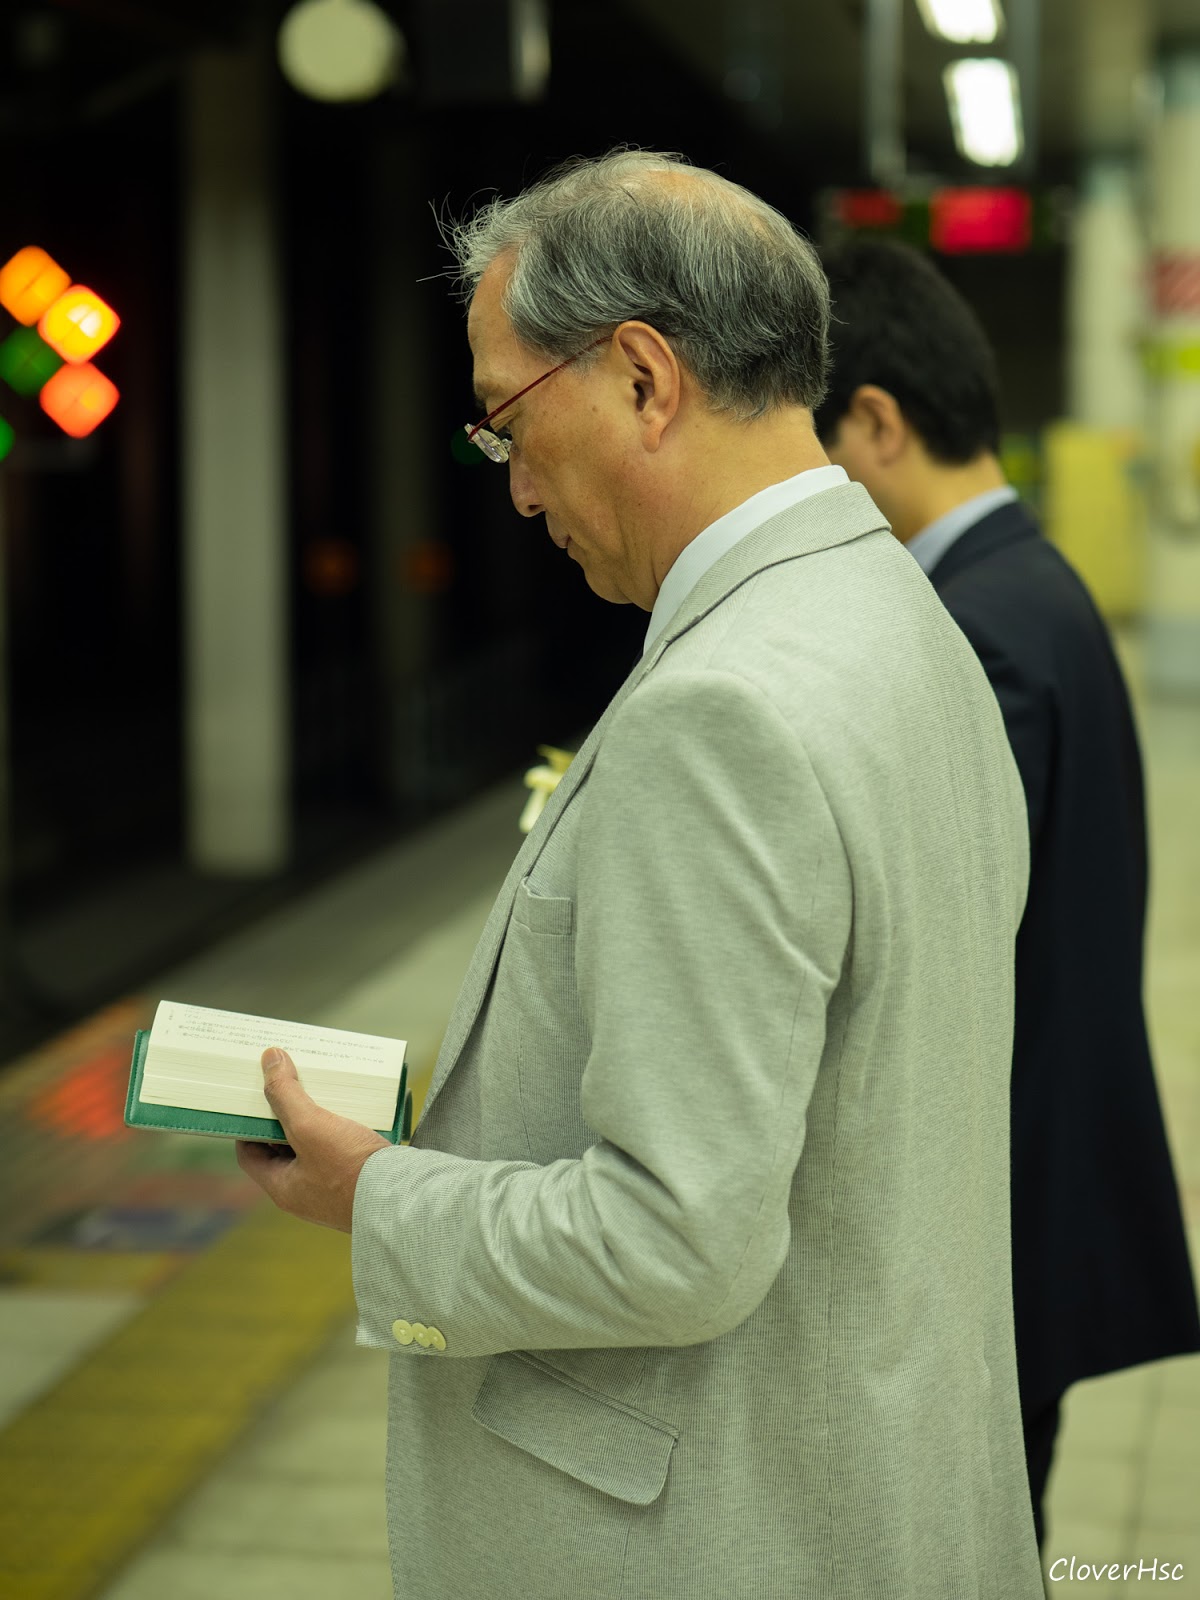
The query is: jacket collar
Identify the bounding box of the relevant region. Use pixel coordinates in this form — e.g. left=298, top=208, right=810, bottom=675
left=643, top=481, right=888, bottom=667
left=927, top=497, right=1041, bottom=590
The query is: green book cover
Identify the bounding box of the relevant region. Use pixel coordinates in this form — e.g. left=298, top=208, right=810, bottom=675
left=124, top=1029, right=412, bottom=1144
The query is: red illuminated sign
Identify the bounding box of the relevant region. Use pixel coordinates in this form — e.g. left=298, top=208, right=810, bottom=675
left=929, top=188, right=1032, bottom=254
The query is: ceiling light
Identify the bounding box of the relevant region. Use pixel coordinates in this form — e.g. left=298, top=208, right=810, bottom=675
left=944, top=58, right=1024, bottom=167
left=511, top=0, right=551, bottom=102
left=916, top=0, right=1003, bottom=45
left=277, top=0, right=404, bottom=104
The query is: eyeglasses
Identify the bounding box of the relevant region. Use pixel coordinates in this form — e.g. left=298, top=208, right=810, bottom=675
left=464, top=336, right=609, bottom=463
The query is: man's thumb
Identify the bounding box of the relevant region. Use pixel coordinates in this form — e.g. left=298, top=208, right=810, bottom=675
left=262, top=1047, right=301, bottom=1119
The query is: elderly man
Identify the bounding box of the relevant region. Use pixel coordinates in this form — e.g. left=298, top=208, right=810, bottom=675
left=239, top=151, right=1044, bottom=1598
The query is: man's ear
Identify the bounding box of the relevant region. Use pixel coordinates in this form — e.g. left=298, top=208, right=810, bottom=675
left=612, top=321, right=681, bottom=452
left=847, top=384, right=909, bottom=466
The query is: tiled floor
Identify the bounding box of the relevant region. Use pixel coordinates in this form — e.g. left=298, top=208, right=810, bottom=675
left=1, top=631, right=1197, bottom=1599
left=97, top=1332, right=394, bottom=1600
left=0, top=1290, right=141, bottom=1430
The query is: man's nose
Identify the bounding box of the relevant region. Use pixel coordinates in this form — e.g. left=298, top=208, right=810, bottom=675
left=508, top=459, right=543, bottom=519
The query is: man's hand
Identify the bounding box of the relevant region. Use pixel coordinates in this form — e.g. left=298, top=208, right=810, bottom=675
left=235, top=1047, right=391, bottom=1232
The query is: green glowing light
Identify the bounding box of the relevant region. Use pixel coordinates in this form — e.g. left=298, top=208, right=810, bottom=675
left=0, top=417, right=13, bottom=461
left=0, top=326, right=65, bottom=396
left=450, top=426, right=484, bottom=466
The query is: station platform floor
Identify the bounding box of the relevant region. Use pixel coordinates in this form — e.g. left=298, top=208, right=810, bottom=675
left=0, top=634, right=1197, bottom=1600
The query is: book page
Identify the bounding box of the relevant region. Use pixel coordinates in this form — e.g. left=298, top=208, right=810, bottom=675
left=148, top=1001, right=404, bottom=1076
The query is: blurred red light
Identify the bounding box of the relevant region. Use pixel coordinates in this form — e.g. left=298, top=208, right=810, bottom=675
left=29, top=1047, right=132, bottom=1142
left=303, top=539, right=360, bottom=596
left=836, top=190, right=904, bottom=230
left=930, top=188, right=1032, bottom=254
left=39, top=361, right=119, bottom=437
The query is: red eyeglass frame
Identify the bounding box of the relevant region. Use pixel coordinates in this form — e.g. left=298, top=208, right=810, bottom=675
left=465, top=336, right=610, bottom=453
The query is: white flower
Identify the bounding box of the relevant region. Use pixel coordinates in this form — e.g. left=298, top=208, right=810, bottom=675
left=518, top=745, right=574, bottom=833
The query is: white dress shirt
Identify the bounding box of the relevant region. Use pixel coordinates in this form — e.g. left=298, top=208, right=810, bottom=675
left=643, top=465, right=850, bottom=655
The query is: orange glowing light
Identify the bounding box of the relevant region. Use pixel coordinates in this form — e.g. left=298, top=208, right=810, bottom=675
left=303, top=538, right=360, bottom=597
left=0, top=246, right=71, bottom=326
left=39, top=285, right=120, bottom=363
left=39, top=362, right=119, bottom=437
left=398, top=540, right=454, bottom=594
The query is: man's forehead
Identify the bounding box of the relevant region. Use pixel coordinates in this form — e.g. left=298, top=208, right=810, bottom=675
left=469, top=317, right=512, bottom=406
left=468, top=266, right=521, bottom=408
left=467, top=312, right=505, bottom=406
left=467, top=259, right=511, bottom=340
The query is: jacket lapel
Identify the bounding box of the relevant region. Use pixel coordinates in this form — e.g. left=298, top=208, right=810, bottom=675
left=417, top=654, right=653, bottom=1118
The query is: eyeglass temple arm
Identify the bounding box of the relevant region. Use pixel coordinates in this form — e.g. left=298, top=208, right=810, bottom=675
left=467, top=336, right=610, bottom=441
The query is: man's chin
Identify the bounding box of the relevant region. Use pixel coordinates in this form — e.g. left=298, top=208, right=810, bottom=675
left=582, top=569, right=633, bottom=605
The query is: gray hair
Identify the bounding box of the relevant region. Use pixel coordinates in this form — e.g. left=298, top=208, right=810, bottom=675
left=446, top=149, right=829, bottom=421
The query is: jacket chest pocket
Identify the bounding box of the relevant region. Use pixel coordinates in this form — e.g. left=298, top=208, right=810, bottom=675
left=480, top=877, right=593, bottom=1163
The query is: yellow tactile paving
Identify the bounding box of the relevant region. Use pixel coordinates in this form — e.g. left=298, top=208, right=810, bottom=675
left=0, top=1201, right=356, bottom=1600
left=0, top=1250, right=184, bottom=1294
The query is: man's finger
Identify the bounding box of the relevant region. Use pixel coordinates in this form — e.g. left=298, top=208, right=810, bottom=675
left=260, top=1046, right=315, bottom=1142
left=235, top=1136, right=295, bottom=1195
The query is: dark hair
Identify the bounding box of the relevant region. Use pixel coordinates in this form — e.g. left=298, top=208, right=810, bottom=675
left=814, top=237, right=1001, bottom=463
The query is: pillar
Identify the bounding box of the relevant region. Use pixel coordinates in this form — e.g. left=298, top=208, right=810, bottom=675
left=1068, top=159, right=1145, bottom=429
left=182, top=47, right=290, bottom=870
left=1144, top=48, right=1200, bottom=694
left=1045, top=158, right=1147, bottom=617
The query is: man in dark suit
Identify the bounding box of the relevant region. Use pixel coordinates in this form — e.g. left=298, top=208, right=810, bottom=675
left=814, top=236, right=1200, bottom=1550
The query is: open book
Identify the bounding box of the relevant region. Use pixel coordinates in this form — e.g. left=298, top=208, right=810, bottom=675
left=125, top=1000, right=411, bottom=1144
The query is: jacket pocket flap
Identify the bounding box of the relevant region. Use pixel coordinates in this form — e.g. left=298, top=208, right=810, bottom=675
left=471, top=1353, right=677, bottom=1506
left=513, top=877, right=575, bottom=936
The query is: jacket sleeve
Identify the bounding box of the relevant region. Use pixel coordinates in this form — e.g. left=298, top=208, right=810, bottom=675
left=350, top=666, right=852, bottom=1359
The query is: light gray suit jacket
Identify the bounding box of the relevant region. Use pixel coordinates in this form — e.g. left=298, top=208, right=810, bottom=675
left=352, top=483, right=1044, bottom=1598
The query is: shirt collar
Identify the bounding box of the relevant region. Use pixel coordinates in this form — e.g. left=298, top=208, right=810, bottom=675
left=643, top=465, right=850, bottom=655
left=905, top=486, right=1019, bottom=577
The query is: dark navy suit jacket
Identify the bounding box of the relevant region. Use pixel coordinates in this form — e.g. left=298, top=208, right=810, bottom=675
left=929, top=497, right=1200, bottom=1415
